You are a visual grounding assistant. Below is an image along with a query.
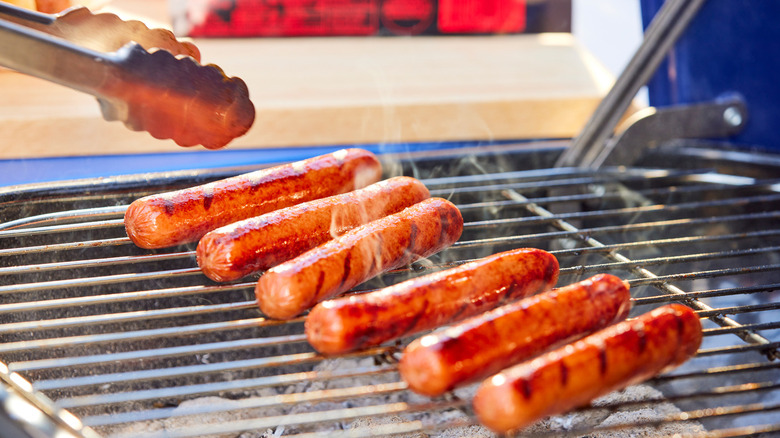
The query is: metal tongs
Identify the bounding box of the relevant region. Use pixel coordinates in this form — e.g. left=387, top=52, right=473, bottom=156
left=555, top=0, right=709, bottom=168
left=0, top=3, right=255, bottom=149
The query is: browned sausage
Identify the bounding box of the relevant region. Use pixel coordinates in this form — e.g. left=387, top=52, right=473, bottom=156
left=196, top=177, right=430, bottom=282
left=256, top=198, right=463, bottom=320
left=472, top=303, right=702, bottom=434
left=399, top=274, right=631, bottom=397
left=305, top=248, right=560, bottom=355
left=124, top=149, right=382, bottom=249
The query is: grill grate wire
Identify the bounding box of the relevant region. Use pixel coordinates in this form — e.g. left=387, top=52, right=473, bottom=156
left=0, top=147, right=778, bottom=437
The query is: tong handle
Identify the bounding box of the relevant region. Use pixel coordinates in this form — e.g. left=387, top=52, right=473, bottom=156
left=0, top=15, right=254, bottom=149
left=0, top=2, right=200, bottom=60
left=0, top=18, right=106, bottom=93
left=0, top=2, right=54, bottom=25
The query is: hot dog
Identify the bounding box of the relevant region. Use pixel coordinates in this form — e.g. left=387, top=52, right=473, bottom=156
left=256, top=198, right=463, bottom=320
left=124, top=149, right=382, bottom=249
left=305, top=248, right=560, bottom=355
left=196, top=177, right=430, bottom=282
left=399, top=274, right=630, bottom=397
left=472, top=303, right=702, bottom=434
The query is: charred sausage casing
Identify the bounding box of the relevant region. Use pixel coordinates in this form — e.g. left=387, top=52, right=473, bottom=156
left=305, top=248, right=560, bottom=355
left=124, top=149, right=382, bottom=249
left=256, top=197, right=463, bottom=320
left=197, top=177, right=430, bottom=282
left=399, top=273, right=630, bottom=397
left=473, top=303, right=702, bottom=434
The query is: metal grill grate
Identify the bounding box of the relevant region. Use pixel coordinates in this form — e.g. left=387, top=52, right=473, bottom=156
left=0, top=144, right=778, bottom=437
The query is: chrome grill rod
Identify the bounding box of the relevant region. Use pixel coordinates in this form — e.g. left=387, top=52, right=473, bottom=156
left=502, top=189, right=777, bottom=357
left=103, top=391, right=780, bottom=438
left=0, top=282, right=254, bottom=315
left=74, top=351, right=780, bottom=436
left=110, top=398, right=467, bottom=438
left=56, top=364, right=398, bottom=409
left=3, top=195, right=776, bottom=259
left=0, top=316, right=270, bottom=353
left=0, top=167, right=673, bottom=233
left=0, top=237, right=131, bottom=256
left=1, top=237, right=774, bottom=350
left=33, top=346, right=395, bottom=391
left=0, top=169, right=769, bottom=238
left=0, top=251, right=193, bottom=276
left=634, top=283, right=780, bottom=305
left=19, top=302, right=764, bottom=374
left=0, top=301, right=258, bottom=334
left=566, top=249, right=780, bottom=276
left=0, top=218, right=124, bottom=236
left=463, top=193, right=780, bottom=231
left=698, top=341, right=780, bottom=357
left=0, top=205, right=126, bottom=231
left=1, top=214, right=772, bottom=374
left=84, top=381, right=409, bottom=427
left=524, top=403, right=780, bottom=438
left=9, top=334, right=309, bottom=372
left=453, top=211, right=780, bottom=250
left=59, top=359, right=780, bottom=410
left=0, top=267, right=202, bottom=295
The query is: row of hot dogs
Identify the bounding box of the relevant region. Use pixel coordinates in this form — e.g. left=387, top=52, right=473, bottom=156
left=123, top=148, right=702, bottom=434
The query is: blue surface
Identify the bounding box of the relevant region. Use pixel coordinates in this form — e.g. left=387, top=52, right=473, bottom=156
left=0, top=140, right=519, bottom=187
left=641, top=0, right=780, bottom=151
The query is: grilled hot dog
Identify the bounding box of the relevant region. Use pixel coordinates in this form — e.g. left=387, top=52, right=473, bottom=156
left=472, top=303, right=702, bottom=434
left=197, top=177, right=430, bottom=282
left=399, top=274, right=630, bottom=397
left=305, top=248, right=560, bottom=355
left=124, top=149, right=382, bottom=249
left=256, top=198, right=463, bottom=320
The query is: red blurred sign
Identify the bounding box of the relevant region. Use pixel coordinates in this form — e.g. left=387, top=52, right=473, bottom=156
left=381, top=0, right=435, bottom=35
left=184, top=0, right=526, bottom=37
left=439, top=0, right=525, bottom=33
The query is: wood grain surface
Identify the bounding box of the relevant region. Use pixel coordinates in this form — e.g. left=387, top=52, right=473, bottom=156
left=0, top=1, right=619, bottom=159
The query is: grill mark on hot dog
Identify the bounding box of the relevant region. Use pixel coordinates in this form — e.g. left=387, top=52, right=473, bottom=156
left=543, top=259, right=559, bottom=289
left=409, top=223, right=418, bottom=251
left=315, top=271, right=326, bottom=297
left=398, top=304, right=428, bottom=338
left=676, top=312, right=685, bottom=336
left=449, top=301, right=472, bottom=322
left=598, top=345, right=608, bottom=375
left=636, top=323, right=647, bottom=354
left=340, top=254, right=352, bottom=289
left=514, top=377, right=532, bottom=400
left=496, top=281, right=517, bottom=307
left=448, top=280, right=480, bottom=322
left=438, top=205, right=453, bottom=245
left=203, top=190, right=214, bottom=210
left=559, top=361, right=569, bottom=386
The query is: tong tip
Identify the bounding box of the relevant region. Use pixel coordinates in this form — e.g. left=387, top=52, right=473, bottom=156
left=99, top=44, right=255, bottom=149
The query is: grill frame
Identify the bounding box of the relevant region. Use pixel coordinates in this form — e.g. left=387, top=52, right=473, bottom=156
left=0, top=142, right=778, bottom=437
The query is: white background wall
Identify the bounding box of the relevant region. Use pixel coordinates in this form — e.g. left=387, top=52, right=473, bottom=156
left=571, top=0, right=647, bottom=104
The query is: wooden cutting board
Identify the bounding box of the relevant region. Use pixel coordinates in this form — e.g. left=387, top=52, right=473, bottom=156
left=0, top=3, right=619, bottom=159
